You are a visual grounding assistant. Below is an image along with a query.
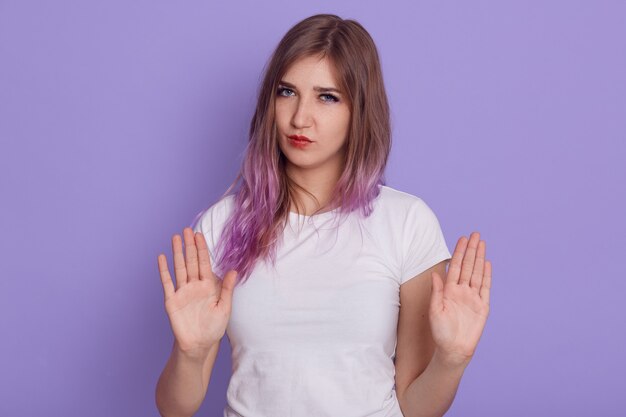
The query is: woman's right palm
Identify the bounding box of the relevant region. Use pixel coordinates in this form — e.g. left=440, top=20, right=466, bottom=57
left=157, top=228, right=238, bottom=358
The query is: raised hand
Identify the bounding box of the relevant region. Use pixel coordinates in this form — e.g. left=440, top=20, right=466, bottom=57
left=157, top=227, right=238, bottom=360
left=429, top=232, right=492, bottom=367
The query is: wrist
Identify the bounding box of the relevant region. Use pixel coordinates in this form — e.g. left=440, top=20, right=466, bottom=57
left=173, top=341, right=214, bottom=364
left=433, top=348, right=472, bottom=370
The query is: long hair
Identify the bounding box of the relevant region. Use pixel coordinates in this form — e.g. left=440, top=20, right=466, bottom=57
left=199, top=14, right=391, bottom=285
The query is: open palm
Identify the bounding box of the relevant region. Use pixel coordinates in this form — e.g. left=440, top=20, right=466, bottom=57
left=429, top=232, right=492, bottom=366
left=157, top=228, right=238, bottom=358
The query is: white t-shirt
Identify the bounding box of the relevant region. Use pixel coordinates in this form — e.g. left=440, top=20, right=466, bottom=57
left=193, top=185, right=452, bottom=417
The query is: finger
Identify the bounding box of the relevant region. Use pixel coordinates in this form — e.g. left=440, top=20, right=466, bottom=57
left=479, top=260, right=492, bottom=305
left=157, top=254, right=175, bottom=300
left=459, top=232, right=480, bottom=286
left=447, top=236, right=469, bottom=285
left=469, top=240, right=486, bottom=290
left=218, top=270, right=238, bottom=310
left=195, top=232, right=215, bottom=282
left=430, top=271, right=444, bottom=313
left=183, top=228, right=200, bottom=282
left=172, top=234, right=188, bottom=289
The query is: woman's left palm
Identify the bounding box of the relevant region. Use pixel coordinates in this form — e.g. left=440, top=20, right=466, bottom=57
left=430, top=232, right=492, bottom=365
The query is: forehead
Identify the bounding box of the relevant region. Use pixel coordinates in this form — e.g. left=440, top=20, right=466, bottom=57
left=282, top=55, right=340, bottom=86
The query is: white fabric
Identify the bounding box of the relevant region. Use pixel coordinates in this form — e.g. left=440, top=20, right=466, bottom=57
left=193, top=185, right=452, bottom=417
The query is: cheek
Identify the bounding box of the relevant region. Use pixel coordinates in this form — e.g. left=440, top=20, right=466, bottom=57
left=274, top=102, right=289, bottom=123
left=324, top=108, right=349, bottom=128
left=335, top=112, right=351, bottom=137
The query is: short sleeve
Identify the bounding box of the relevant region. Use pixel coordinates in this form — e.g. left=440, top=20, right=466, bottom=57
left=400, top=198, right=452, bottom=284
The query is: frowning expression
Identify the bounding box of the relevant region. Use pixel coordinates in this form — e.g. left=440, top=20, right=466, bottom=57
left=275, top=54, right=351, bottom=177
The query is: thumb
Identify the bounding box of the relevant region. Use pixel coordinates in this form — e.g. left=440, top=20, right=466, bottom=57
left=431, top=271, right=444, bottom=312
left=218, top=270, right=238, bottom=309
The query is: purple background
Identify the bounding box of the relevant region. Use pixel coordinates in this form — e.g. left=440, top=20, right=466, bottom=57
left=1, top=1, right=624, bottom=416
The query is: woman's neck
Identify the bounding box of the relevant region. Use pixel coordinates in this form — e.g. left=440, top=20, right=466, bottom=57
left=286, top=163, right=341, bottom=215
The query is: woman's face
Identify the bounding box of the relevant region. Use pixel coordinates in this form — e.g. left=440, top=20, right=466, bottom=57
left=275, top=54, right=351, bottom=179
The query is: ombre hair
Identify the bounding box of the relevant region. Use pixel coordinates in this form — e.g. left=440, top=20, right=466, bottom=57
left=195, top=13, right=391, bottom=285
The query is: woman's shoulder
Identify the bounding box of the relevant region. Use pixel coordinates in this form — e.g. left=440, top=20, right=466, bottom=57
left=192, top=193, right=236, bottom=233
left=212, top=193, right=236, bottom=212
left=375, top=185, right=447, bottom=248
left=376, top=185, right=429, bottom=211
left=372, top=185, right=443, bottom=229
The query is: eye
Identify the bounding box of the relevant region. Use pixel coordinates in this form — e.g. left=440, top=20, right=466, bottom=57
left=277, top=87, right=294, bottom=97
left=277, top=86, right=339, bottom=103
left=320, top=94, right=339, bottom=103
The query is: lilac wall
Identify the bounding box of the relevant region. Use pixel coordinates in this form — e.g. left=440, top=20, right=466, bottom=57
left=1, top=1, right=624, bottom=416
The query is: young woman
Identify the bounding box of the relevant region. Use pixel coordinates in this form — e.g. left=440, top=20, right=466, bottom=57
left=155, top=14, right=492, bottom=417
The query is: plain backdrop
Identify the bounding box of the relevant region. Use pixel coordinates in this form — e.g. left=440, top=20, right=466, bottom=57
left=1, top=1, right=625, bottom=416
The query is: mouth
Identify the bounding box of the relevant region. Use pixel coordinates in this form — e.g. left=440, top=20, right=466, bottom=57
left=287, top=134, right=313, bottom=148
left=287, top=135, right=312, bottom=142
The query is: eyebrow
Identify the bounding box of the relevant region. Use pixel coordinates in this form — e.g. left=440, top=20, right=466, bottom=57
left=278, top=80, right=342, bottom=94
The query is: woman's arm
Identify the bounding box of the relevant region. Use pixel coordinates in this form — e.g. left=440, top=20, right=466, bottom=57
left=155, top=229, right=238, bottom=417
left=155, top=340, right=220, bottom=417
left=396, top=233, right=491, bottom=417
left=397, top=349, right=468, bottom=417
left=396, top=261, right=465, bottom=417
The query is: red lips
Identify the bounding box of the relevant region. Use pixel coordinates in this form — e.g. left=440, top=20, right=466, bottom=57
left=288, top=135, right=312, bottom=142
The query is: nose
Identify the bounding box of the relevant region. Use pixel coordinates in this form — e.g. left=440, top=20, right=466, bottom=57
left=290, top=96, right=313, bottom=129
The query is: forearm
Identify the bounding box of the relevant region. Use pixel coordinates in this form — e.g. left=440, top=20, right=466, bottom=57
left=399, top=350, right=469, bottom=417
left=155, top=341, right=218, bottom=417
